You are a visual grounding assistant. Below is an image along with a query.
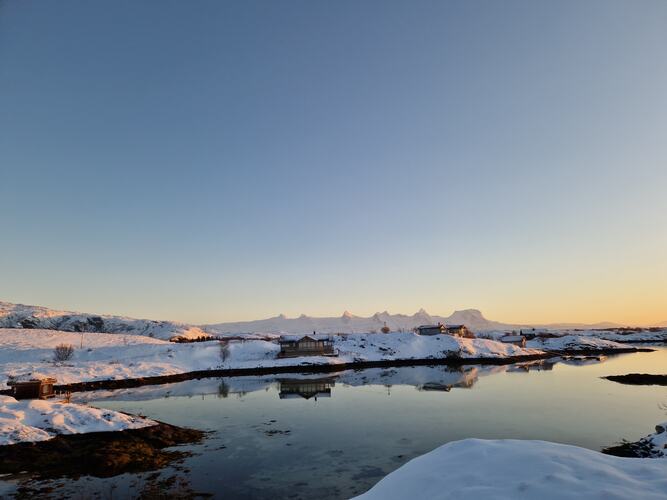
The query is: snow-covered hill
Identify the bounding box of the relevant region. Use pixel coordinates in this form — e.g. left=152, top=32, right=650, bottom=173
left=0, top=302, right=209, bottom=341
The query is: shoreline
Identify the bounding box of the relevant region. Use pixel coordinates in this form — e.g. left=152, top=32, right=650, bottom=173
left=1, top=346, right=649, bottom=396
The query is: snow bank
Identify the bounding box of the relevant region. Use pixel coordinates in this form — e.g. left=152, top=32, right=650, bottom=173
left=0, top=395, right=155, bottom=446
left=354, top=439, right=667, bottom=500
left=526, top=335, right=628, bottom=352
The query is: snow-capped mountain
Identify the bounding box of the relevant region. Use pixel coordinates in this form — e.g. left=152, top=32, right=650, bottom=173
left=0, top=301, right=209, bottom=340
left=204, top=308, right=510, bottom=334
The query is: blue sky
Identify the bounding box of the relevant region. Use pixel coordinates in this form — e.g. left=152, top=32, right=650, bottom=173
left=1, top=1, right=666, bottom=324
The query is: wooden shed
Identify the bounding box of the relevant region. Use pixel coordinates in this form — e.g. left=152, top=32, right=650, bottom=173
left=8, top=377, right=57, bottom=400
left=278, top=335, right=335, bottom=358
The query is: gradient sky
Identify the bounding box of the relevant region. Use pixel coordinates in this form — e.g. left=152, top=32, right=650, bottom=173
left=1, top=0, right=666, bottom=325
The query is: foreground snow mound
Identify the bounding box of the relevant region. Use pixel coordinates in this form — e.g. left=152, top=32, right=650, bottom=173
left=0, top=301, right=209, bottom=340
left=354, top=439, right=667, bottom=500
left=0, top=395, right=155, bottom=446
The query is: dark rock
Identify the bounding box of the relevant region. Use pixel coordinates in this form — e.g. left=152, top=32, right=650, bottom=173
left=0, top=422, right=205, bottom=479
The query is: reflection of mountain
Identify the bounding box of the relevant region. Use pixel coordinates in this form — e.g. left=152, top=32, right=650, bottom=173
left=336, top=365, right=482, bottom=390
left=416, top=367, right=478, bottom=392
left=278, top=378, right=335, bottom=400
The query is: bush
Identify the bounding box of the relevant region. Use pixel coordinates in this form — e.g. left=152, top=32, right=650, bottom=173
left=381, top=326, right=391, bottom=334
left=53, top=343, right=74, bottom=362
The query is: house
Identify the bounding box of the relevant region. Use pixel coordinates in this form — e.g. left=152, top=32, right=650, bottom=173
left=499, top=334, right=526, bottom=347
left=416, top=324, right=445, bottom=336
left=445, top=324, right=474, bottom=338
left=8, top=377, right=57, bottom=400
left=416, top=324, right=474, bottom=338
left=278, top=378, right=335, bottom=400
left=278, top=335, right=336, bottom=358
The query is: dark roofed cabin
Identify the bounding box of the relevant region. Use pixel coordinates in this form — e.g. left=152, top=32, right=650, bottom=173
left=417, top=324, right=474, bottom=338
left=278, top=335, right=335, bottom=358
left=416, top=324, right=445, bottom=336
left=445, top=324, right=474, bottom=338
left=8, top=377, right=57, bottom=400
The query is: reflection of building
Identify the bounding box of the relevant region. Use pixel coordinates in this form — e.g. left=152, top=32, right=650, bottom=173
left=278, top=335, right=336, bottom=358
left=278, top=378, right=335, bottom=400
left=419, top=382, right=451, bottom=392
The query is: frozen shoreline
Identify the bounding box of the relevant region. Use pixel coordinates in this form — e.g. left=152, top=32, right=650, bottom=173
left=0, top=328, right=647, bottom=394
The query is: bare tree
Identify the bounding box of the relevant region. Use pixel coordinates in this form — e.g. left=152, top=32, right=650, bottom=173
left=53, top=343, right=74, bottom=362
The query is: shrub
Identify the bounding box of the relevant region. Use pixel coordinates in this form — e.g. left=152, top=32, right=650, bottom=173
left=381, top=326, right=391, bottom=334
left=53, top=343, right=74, bottom=362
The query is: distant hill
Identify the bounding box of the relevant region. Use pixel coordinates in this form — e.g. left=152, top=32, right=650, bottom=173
left=0, top=301, right=209, bottom=340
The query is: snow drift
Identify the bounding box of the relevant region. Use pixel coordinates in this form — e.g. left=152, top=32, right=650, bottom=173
left=354, top=439, right=667, bottom=500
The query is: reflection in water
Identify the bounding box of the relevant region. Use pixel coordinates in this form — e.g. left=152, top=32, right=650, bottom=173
left=279, top=378, right=335, bottom=400
left=8, top=347, right=664, bottom=500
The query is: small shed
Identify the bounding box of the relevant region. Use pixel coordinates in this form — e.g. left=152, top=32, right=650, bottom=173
left=8, top=377, right=57, bottom=400
left=499, top=335, right=526, bottom=347
left=416, top=324, right=445, bottom=336
left=278, top=335, right=335, bottom=358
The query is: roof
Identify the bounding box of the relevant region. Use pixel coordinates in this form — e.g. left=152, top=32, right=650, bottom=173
left=445, top=324, right=465, bottom=329
left=279, top=334, right=327, bottom=343
left=417, top=324, right=444, bottom=330
left=8, top=376, right=57, bottom=385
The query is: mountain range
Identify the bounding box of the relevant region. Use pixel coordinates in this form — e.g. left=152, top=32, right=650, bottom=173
left=203, top=309, right=626, bottom=334
left=1, top=300, right=657, bottom=338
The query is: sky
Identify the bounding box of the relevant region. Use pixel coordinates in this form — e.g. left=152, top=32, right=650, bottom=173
left=1, top=0, right=666, bottom=325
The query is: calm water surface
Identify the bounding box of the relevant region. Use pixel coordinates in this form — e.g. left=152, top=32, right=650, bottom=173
left=2, top=347, right=666, bottom=499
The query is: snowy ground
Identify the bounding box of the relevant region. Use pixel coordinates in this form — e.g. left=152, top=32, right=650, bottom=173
left=0, top=395, right=155, bottom=446
left=525, top=335, right=629, bottom=352
left=354, top=438, right=667, bottom=500
left=0, top=329, right=636, bottom=391
left=482, top=328, right=667, bottom=344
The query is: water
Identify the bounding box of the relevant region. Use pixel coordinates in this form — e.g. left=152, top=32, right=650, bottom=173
left=2, top=347, right=666, bottom=499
